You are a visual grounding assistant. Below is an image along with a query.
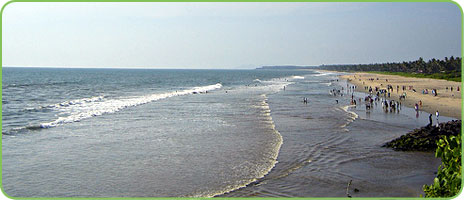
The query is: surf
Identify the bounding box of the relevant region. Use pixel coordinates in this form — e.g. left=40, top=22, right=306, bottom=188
left=5, top=83, right=222, bottom=133
left=193, top=93, right=284, bottom=198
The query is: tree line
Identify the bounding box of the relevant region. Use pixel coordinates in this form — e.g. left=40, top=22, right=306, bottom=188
left=319, top=57, right=461, bottom=74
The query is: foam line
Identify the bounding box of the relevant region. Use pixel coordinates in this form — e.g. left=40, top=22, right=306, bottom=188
left=34, top=83, right=222, bottom=128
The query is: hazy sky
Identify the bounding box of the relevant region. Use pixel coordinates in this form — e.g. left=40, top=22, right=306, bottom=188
left=2, top=2, right=462, bottom=69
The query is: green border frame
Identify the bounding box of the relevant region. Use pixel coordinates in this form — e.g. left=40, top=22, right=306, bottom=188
left=0, top=0, right=462, bottom=199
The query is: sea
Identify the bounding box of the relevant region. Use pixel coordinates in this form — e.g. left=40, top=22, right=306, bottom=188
left=2, top=67, right=457, bottom=197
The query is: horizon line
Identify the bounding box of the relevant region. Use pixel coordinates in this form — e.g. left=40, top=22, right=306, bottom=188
left=1, top=65, right=260, bottom=70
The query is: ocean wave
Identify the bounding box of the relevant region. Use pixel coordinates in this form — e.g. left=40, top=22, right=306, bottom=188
left=320, top=82, right=332, bottom=87
left=3, top=81, right=79, bottom=89
left=20, top=96, right=106, bottom=113
left=313, top=71, right=334, bottom=77
left=197, top=94, right=283, bottom=198
left=340, top=105, right=358, bottom=129
left=291, top=76, right=305, bottom=79
left=6, top=83, right=222, bottom=132
left=249, top=81, right=289, bottom=94
left=257, top=75, right=305, bottom=92
left=341, top=105, right=359, bottom=120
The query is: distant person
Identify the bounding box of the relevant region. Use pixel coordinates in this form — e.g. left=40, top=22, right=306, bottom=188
left=436, top=110, right=440, bottom=122
left=428, top=114, right=433, bottom=127
left=336, top=99, right=338, bottom=104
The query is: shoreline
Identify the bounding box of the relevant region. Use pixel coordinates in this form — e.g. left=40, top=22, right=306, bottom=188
left=331, top=71, right=461, bottom=119
left=222, top=71, right=444, bottom=197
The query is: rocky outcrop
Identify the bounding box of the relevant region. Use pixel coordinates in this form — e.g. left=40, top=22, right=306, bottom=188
left=383, top=120, right=461, bottom=151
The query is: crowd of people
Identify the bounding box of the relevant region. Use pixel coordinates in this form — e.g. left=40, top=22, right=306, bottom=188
left=346, top=76, right=456, bottom=124
left=297, top=75, right=454, bottom=125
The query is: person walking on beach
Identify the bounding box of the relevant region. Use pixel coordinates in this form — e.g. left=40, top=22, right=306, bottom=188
left=436, top=110, right=439, bottom=122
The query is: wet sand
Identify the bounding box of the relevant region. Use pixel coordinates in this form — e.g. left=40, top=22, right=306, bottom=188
left=337, top=72, right=461, bottom=119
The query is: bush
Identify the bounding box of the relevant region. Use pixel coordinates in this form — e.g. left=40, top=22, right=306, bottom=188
left=423, top=134, right=462, bottom=197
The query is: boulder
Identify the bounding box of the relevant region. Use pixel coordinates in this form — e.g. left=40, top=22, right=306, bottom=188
left=383, top=120, right=461, bottom=151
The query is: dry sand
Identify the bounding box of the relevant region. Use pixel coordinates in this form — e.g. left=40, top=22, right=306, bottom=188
left=338, top=72, right=462, bottom=119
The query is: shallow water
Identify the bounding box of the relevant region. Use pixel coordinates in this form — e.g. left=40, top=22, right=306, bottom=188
left=2, top=68, right=455, bottom=197
left=222, top=71, right=454, bottom=197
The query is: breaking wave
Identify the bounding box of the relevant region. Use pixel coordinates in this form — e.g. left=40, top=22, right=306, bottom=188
left=340, top=105, right=359, bottom=129
left=7, top=83, right=222, bottom=132
left=313, top=71, right=334, bottom=77
left=192, top=94, right=283, bottom=197
left=291, top=76, right=305, bottom=79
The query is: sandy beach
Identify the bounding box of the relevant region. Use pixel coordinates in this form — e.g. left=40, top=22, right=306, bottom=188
left=337, top=72, right=462, bottom=119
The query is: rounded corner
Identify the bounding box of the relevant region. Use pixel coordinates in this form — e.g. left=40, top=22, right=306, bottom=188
left=0, top=184, right=17, bottom=200
left=1, top=0, right=17, bottom=19
left=448, top=0, right=464, bottom=16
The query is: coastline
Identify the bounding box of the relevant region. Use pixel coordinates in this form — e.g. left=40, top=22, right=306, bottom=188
left=222, top=70, right=444, bottom=197
left=331, top=71, right=461, bottom=119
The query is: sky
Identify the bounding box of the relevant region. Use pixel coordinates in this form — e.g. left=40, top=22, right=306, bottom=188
left=2, top=2, right=462, bottom=69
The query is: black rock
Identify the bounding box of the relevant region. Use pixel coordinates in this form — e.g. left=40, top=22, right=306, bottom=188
left=383, top=120, right=461, bottom=151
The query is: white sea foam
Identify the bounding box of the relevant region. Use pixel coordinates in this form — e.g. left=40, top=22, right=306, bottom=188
left=258, top=74, right=305, bottom=92
left=340, top=105, right=359, bottom=129
left=342, top=105, right=359, bottom=120
left=313, top=71, right=334, bottom=77
left=192, top=94, right=283, bottom=198
left=321, top=82, right=332, bottom=87
left=39, top=83, right=222, bottom=128
left=291, top=76, right=305, bottom=79
left=54, top=96, right=104, bottom=108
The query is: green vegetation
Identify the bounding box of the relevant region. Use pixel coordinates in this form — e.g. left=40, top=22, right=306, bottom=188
left=423, top=134, right=462, bottom=197
left=383, top=121, right=461, bottom=197
left=320, top=57, right=462, bottom=82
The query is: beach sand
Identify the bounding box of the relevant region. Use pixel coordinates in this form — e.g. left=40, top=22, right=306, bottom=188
left=337, top=72, right=461, bottom=119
